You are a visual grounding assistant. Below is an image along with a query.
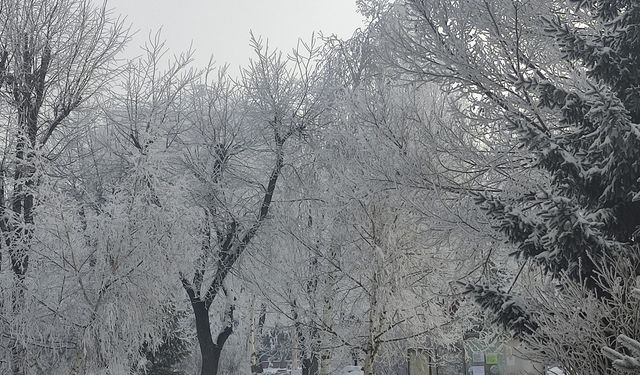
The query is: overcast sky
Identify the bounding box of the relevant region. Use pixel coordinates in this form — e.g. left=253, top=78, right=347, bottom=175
left=108, top=0, right=365, bottom=70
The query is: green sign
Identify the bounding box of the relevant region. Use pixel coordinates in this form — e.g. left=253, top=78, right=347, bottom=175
left=485, top=352, right=498, bottom=365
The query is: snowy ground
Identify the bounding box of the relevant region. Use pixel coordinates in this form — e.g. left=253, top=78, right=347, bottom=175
left=264, top=366, right=364, bottom=375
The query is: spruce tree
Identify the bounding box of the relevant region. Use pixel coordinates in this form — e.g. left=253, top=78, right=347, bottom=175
left=137, top=307, right=191, bottom=375
left=467, top=0, right=640, bottom=334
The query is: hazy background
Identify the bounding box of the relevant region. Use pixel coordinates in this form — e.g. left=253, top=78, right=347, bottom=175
left=108, top=0, right=365, bottom=70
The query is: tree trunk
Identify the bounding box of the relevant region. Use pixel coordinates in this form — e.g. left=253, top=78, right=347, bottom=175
left=11, top=276, right=26, bottom=375
left=193, top=301, right=221, bottom=375
left=8, top=97, right=38, bottom=375
left=192, top=299, right=234, bottom=375
left=248, top=300, right=267, bottom=374
left=291, top=324, right=300, bottom=371
left=363, top=353, right=374, bottom=375
left=302, top=355, right=319, bottom=375
left=203, top=347, right=223, bottom=375
left=294, top=309, right=319, bottom=375
left=11, top=346, right=25, bottom=375
left=248, top=299, right=257, bottom=373
left=319, top=314, right=331, bottom=375
left=68, top=348, right=86, bottom=375
left=320, top=244, right=337, bottom=375
left=362, top=343, right=378, bottom=375
left=300, top=325, right=320, bottom=375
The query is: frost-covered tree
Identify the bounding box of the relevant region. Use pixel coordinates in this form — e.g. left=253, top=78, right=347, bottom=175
left=0, top=1, right=128, bottom=373
left=511, top=258, right=640, bottom=373
left=0, top=0, right=128, bottom=283
left=604, top=335, right=640, bottom=372
left=469, top=0, right=640, bottom=334
left=178, top=34, right=327, bottom=375
left=0, top=34, right=201, bottom=375
left=386, top=0, right=640, bottom=334
left=602, top=288, right=640, bottom=372
left=251, top=26, right=497, bottom=375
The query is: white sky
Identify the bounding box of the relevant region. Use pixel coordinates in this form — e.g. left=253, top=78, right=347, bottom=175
left=107, top=0, right=365, bottom=70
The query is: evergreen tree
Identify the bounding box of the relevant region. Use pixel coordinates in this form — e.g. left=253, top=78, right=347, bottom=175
left=138, top=306, right=191, bottom=375
left=468, top=0, right=640, bottom=333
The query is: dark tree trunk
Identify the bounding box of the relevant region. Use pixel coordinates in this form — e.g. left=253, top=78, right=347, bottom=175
left=193, top=301, right=219, bottom=375
left=297, top=256, right=321, bottom=375
left=203, top=347, right=222, bottom=375
left=302, top=355, right=319, bottom=375
left=299, top=325, right=319, bottom=375
left=191, top=299, right=233, bottom=375
left=192, top=301, right=218, bottom=375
